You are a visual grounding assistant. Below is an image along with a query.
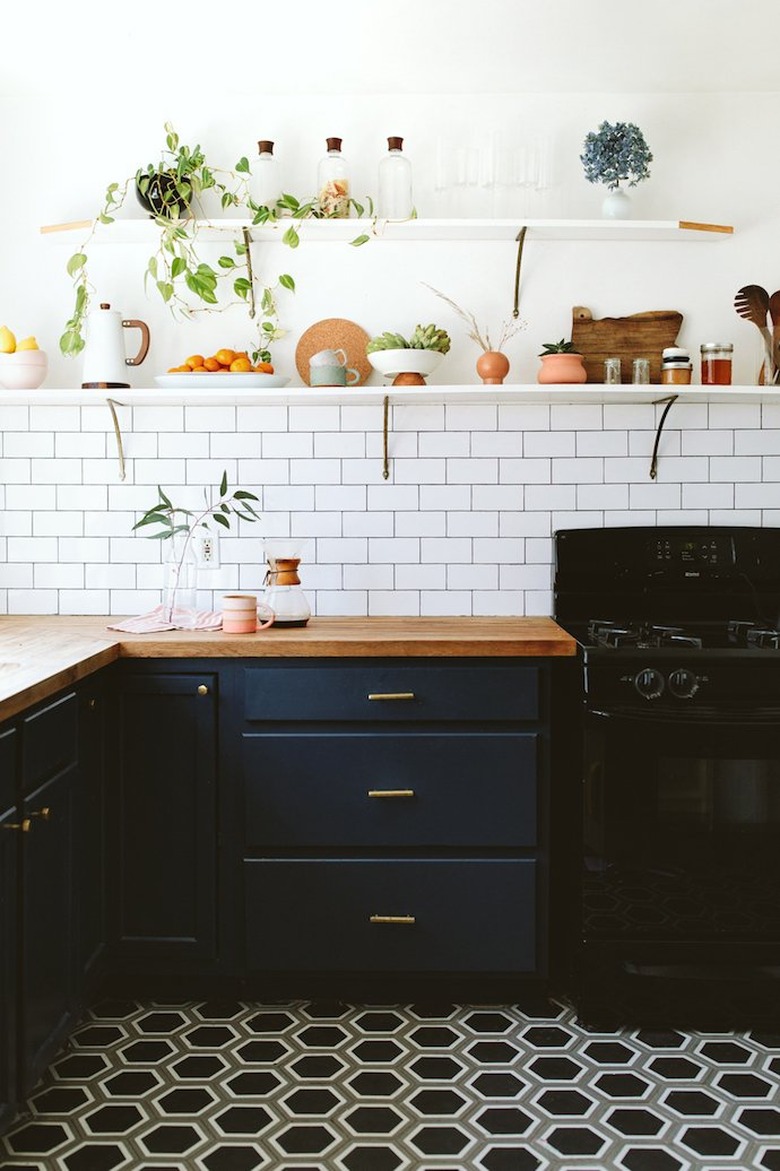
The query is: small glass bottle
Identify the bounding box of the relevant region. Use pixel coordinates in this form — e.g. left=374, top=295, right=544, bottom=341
left=604, top=356, right=622, bottom=384
left=251, top=140, right=279, bottom=209
left=632, top=357, right=650, bottom=385
left=661, top=346, right=693, bottom=386
left=377, top=136, right=413, bottom=219
left=700, top=342, right=733, bottom=385
left=317, top=137, right=350, bottom=218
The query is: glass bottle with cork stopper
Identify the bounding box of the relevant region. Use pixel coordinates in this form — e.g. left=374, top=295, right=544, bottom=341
left=317, top=137, right=350, bottom=218
left=251, top=139, right=280, bottom=208
left=378, top=136, right=413, bottom=219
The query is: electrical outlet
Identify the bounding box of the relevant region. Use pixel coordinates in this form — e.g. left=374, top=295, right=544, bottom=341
left=196, top=533, right=220, bottom=568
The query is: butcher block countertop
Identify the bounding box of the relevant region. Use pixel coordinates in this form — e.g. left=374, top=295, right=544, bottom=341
left=0, top=615, right=576, bottom=722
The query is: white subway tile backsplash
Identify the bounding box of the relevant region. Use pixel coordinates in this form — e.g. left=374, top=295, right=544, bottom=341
left=11, top=399, right=780, bottom=619
left=523, top=431, right=575, bottom=457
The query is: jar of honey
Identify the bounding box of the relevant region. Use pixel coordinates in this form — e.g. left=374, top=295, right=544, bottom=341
left=700, top=342, right=733, bottom=385
left=661, top=346, right=693, bottom=386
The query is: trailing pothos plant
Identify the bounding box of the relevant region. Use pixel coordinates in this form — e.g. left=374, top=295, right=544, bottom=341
left=61, top=123, right=375, bottom=365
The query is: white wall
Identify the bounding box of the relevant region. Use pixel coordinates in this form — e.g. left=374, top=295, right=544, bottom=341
left=2, top=2, right=780, bottom=616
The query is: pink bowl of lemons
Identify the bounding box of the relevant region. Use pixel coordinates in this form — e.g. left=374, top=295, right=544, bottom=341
left=0, top=326, right=48, bottom=390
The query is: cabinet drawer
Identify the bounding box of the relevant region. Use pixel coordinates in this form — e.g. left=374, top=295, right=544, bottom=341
left=244, top=663, right=538, bottom=723
left=243, top=732, right=537, bottom=847
left=0, top=726, right=17, bottom=812
left=245, top=859, right=536, bottom=973
left=22, top=692, right=78, bottom=794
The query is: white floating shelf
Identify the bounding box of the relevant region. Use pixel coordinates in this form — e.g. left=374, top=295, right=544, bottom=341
left=1, top=384, right=771, bottom=408
left=40, top=217, right=734, bottom=245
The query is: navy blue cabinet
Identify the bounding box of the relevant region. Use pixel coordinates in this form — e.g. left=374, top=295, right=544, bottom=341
left=0, top=726, right=19, bottom=1132
left=239, top=658, right=550, bottom=988
left=111, top=668, right=218, bottom=973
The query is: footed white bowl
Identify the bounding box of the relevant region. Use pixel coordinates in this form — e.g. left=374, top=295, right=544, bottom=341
left=0, top=350, right=48, bottom=390
left=367, top=349, right=444, bottom=378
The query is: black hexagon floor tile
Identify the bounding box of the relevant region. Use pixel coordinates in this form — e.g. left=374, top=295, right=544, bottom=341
left=1, top=998, right=779, bottom=1169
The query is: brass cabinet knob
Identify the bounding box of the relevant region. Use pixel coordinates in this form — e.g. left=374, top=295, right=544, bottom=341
left=30, top=806, right=51, bottom=821
left=197, top=684, right=209, bottom=696
left=3, top=818, right=31, bottom=833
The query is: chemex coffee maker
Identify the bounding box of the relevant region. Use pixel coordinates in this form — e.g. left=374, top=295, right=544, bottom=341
left=263, top=541, right=311, bottom=627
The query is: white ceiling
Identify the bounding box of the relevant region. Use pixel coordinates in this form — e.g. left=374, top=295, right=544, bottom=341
left=9, top=0, right=780, bottom=95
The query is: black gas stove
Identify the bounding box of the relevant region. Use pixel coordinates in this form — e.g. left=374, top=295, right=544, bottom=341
left=552, top=526, right=780, bottom=1029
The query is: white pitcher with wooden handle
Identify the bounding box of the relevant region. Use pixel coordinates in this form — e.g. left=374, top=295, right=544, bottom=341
left=81, top=302, right=150, bottom=389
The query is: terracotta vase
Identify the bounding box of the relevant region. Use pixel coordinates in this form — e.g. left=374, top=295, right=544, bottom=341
left=537, top=353, right=587, bottom=385
left=476, top=350, right=510, bottom=385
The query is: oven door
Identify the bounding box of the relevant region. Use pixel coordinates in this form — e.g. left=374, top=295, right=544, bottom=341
left=584, top=708, right=780, bottom=943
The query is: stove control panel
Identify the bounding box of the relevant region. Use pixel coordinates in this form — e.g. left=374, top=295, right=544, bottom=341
left=650, top=535, right=733, bottom=567
left=621, top=667, right=707, bottom=700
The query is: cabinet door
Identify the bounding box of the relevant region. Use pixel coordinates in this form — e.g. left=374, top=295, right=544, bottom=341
left=77, top=688, right=106, bottom=983
left=113, top=672, right=217, bottom=965
left=20, top=767, right=75, bottom=1094
left=0, top=728, right=18, bottom=1130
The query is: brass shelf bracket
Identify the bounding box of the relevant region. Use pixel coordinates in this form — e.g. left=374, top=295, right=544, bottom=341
left=106, top=397, right=127, bottom=482
left=513, top=225, right=528, bottom=318
left=649, top=394, right=679, bottom=480
left=382, top=394, right=390, bottom=480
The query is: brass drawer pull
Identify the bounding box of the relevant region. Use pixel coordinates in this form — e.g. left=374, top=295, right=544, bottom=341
left=3, top=818, right=31, bottom=833
left=367, top=692, right=415, bottom=701
left=368, top=789, right=415, bottom=799
left=369, top=914, right=416, bottom=925
left=30, top=806, right=51, bottom=821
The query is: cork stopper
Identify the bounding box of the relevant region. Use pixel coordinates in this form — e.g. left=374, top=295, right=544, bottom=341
left=257, top=140, right=274, bottom=155
left=326, top=137, right=342, bottom=152
left=387, top=136, right=404, bottom=151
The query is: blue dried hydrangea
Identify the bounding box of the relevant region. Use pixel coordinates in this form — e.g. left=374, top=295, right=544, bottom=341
left=580, top=121, right=652, bottom=190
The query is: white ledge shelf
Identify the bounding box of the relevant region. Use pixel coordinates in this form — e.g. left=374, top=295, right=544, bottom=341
left=40, top=217, right=734, bottom=244
left=1, top=384, right=773, bottom=408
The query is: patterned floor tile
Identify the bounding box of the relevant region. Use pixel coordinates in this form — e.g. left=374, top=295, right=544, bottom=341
left=1, top=999, right=779, bottom=1169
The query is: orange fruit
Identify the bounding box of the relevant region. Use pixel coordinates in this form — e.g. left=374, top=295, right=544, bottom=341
left=185, top=354, right=205, bottom=369
left=254, top=361, right=274, bottom=373
left=190, top=365, right=209, bottom=372
left=233, top=351, right=249, bottom=362
left=203, top=356, right=222, bottom=371
left=168, top=365, right=191, bottom=373
left=230, top=357, right=252, bottom=372
left=215, top=347, right=235, bottom=367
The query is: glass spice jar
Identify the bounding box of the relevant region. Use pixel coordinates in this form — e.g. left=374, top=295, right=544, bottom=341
left=661, top=346, right=692, bottom=386
left=700, top=342, right=733, bottom=386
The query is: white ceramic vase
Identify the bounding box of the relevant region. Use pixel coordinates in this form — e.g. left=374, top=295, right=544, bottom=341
left=601, top=187, right=631, bottom=219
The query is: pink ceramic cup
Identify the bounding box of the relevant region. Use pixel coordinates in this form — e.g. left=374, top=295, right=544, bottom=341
left=222, top=593, right=259, bottom=634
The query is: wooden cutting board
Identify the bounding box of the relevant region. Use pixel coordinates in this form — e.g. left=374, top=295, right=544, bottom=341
left=571, top=306, right=684, bottom=384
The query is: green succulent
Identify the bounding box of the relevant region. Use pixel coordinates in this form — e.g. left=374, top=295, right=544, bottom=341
left=538, top=339, right=580, bottom=356
left=367, top=323, right=451, bottom=355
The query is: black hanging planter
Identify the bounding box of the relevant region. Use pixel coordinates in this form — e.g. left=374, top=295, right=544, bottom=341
left=135, top=170, right=192, bottom=219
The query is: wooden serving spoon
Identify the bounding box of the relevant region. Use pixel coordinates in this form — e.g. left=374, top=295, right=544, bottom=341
left=769, top=290, right=780, bottom=383
left=734, top=284, right=773, bottom=382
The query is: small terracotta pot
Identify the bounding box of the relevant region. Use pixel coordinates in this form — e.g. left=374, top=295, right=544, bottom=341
left=476, top=350, right=510, bottom=385
left=537, top=353, right=587, bottom=385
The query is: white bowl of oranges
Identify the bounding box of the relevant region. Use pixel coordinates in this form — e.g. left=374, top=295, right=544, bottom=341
left=156, top=348, right=290, bottom=389
left=0, top=326, right=48, bottom=390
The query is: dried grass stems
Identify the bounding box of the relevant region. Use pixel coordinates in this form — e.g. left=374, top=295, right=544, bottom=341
left=423, top=284, right=527, bottom=352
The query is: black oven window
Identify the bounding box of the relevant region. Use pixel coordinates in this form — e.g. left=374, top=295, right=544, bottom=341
left=658, top=758, right=780, bottom=830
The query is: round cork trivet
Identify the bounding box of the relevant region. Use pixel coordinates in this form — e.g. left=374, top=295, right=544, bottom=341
left=295, top=318, right=372, bottom=386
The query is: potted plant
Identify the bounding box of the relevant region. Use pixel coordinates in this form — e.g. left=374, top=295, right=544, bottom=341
left=60, top=124, right=294, bottom=366
left=133, top=471, right=260, bottom=627
left=537, top=339, right=587, bottom=385
left=580, top=120, right=653, bottom=219
left=366, top=323, right=451, bottom=385
left=424, top=284, right=527, bottom=384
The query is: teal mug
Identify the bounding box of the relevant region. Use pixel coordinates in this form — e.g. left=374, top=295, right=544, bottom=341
left=310, top=363, right=359, bottom=387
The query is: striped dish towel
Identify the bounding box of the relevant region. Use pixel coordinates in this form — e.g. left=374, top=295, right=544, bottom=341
left=108, top=605, right=223, bottom=633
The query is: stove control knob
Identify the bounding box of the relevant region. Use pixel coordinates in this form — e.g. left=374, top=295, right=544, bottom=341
left=634, top=667, right=665, bottom=700
left=668, top=667, right=699, bottom=699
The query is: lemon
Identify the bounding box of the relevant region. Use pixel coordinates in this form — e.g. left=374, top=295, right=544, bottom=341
left=16, top=336, right=39, bottom=351
left=0, top=325, right=16, bottom=353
